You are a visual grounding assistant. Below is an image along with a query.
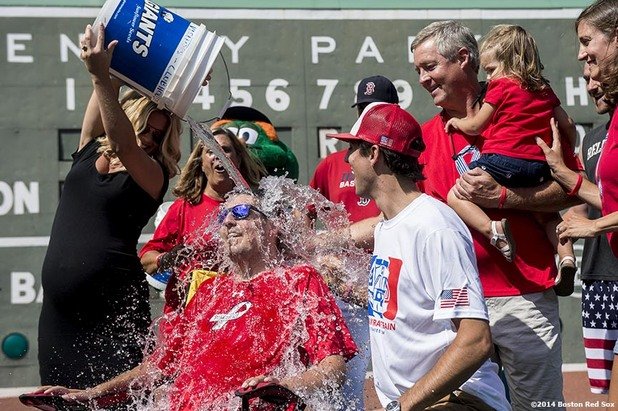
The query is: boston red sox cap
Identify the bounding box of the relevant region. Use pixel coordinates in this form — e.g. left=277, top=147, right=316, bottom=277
left=352, top=75, right=399, bottom=108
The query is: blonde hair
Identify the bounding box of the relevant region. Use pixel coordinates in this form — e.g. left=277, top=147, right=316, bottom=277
left=480, top=24, right=548, bottom=91
left=97, top=89, right=182, bottom=178
left=173, top=128, right=268, bottom=204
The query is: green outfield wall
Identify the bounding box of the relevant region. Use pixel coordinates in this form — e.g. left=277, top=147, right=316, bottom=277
left=0, top=2, right=597, bottom=388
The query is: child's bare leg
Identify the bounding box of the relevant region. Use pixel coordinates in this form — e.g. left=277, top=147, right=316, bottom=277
left=447, top=188, right=493, bottom=238
left=541, top=214, right=577, bottom=296
left=447, top=188, right=515, bottom=261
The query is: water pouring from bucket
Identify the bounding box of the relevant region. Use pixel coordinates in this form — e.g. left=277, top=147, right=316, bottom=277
left=188, top=117, right=250, bottom=190
left=91, top=0, right=247, bottom=190
left=92, top=0, right=224, bottom=119
left=26, top=178, right=369, bottom=410
left=91, top=0, right=248, bottom=194
left=158, top=182, right=364, bottom=409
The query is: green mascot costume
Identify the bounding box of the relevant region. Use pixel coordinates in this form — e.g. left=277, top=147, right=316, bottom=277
left=212, top=106, right=299, bottom=181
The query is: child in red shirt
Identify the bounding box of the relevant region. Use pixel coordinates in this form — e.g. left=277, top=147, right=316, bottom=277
left=445, top=24, right=579, bottom=295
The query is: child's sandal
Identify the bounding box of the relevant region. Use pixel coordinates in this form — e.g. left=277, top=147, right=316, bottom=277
left=490, top=218, right=516, bottom=262
left=554, top=255, right=577, bottom=297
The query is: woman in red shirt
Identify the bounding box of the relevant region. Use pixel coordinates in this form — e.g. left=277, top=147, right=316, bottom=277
left=539, top=1, right=618, bottom=258
left=139, top=127, right=266, bottom=311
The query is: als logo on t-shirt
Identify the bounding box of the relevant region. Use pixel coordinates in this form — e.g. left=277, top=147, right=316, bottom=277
left=368, top=255, right=402, bottom=331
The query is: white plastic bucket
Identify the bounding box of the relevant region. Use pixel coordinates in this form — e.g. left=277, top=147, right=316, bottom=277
left=93, top=0, right=224, bottom=118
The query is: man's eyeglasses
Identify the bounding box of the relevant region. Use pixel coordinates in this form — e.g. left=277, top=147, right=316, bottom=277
left=218, top=204, right=267, bottom=223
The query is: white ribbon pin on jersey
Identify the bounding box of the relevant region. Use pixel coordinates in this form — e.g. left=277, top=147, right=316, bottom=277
left=209, top=301, right=253, bottom=330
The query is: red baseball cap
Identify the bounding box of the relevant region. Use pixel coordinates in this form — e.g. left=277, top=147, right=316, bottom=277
left=327, top=102, right=423, bottom=158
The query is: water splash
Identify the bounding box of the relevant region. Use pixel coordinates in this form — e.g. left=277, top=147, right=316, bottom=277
left=132, top=176, right=370, bottom=409
left=187, top=116, right=250, bottom=190
left=253, top=176, right=370, bottom=295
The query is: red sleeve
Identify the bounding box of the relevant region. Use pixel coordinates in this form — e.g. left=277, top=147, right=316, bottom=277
left=139, top=199, right=183, bottom=257
left=483, top=77, right=509, bottom=106
left=309, top=157, right=330, bottom=199
left=297, top=266, right=358, bottom=364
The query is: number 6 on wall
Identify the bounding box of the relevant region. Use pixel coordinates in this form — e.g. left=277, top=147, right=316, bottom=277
left=266, top=79, right=290, bottom=112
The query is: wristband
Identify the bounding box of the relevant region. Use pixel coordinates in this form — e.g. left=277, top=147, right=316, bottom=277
left=567, top=174, right=583, bottom=197
left=498, top=186, right=507, bottom=209
left=156, top=252, right=166, bottom=269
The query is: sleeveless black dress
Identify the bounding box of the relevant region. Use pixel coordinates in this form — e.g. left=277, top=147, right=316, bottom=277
left=38, top=140, right=167, bottom=388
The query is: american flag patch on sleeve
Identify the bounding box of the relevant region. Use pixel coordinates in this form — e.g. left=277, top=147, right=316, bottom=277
left=439, top=287, right=469, bottom=308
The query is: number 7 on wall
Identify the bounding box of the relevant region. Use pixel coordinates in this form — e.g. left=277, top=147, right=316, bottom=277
left=317, top=79, right=339, bottom=110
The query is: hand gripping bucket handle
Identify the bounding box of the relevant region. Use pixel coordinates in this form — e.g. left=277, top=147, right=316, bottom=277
left=92, top=0, right=224, bottom=118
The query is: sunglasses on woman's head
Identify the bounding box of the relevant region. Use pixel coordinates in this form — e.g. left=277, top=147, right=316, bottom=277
left=218, top=204, right=267, bottom=223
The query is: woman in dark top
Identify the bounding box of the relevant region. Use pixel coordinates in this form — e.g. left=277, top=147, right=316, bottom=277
left=38, top=23, right=183, bottom=388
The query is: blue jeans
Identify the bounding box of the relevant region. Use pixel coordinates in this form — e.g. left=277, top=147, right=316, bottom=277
left=469, top=153, right=551, bottom=188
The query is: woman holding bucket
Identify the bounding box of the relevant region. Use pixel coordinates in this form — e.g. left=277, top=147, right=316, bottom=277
left=38, top=23, right=183, bottom=388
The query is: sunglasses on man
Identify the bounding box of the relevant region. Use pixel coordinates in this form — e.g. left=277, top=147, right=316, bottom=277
left=218, top=204, right=267, bottom=223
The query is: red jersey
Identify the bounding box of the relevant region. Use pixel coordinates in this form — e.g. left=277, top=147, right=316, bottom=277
left=419, top=112, right=582, bottom=297
left=310, top=150, right=380, bottom=223
left=139, top=194, right=222, bottom=279
left=153, top=265, right=357, bottom=411
left=598, top=114, right=618, bottom=256
left=139, top=194, right=222, bottom=257
left=139, top=194, right=222, bottom=313
left=483, top=77, right=561, bottom=162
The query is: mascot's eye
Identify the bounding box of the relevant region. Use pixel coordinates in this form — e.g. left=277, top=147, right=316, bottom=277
left=226, top=127, right=239, bottom=136
left=238, top=128, right=259, bottom=145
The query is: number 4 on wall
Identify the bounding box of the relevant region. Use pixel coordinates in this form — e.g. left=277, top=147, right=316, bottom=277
left=194, top=84, right=216, bottom=110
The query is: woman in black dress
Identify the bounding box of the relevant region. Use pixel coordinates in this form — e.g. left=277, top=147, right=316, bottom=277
left=38, top=23, right=183, bottom=388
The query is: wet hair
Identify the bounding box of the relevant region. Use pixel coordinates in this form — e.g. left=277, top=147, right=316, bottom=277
left=576, top=0, right=618, bottom=102
left=97, top=89, right=182, bottom=178
left=173, top=128, right=267, bottom=204
left=357, top=140, right=426, bottom=182
left=250, top=180, right=314, bottom=262
left=480, top=24, right=548, bottom=91
left=411, top=20, right=480, bottom=73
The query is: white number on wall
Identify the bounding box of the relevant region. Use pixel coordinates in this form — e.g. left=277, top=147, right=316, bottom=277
left=194, top=84, right=215, bottom=110
left=393, top=79, right=413, bottom=109
left=230, top=79, right=253, bottom=107
left=266, top=79, right=290, bottom=112
left=317, top=79, right=339, bottom=110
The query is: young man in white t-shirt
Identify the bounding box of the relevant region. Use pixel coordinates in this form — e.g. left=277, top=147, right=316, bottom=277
left=328, top=102, right=510, bottom=411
